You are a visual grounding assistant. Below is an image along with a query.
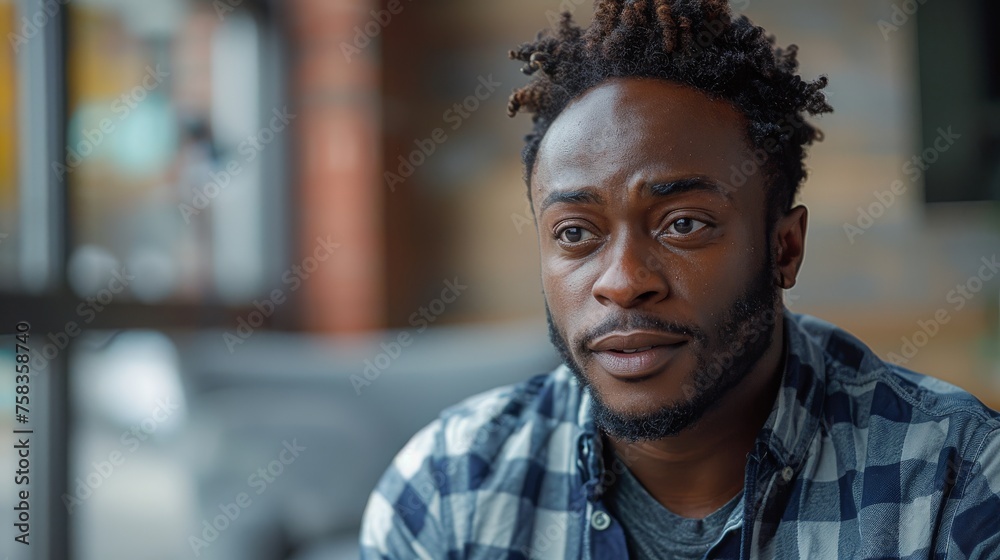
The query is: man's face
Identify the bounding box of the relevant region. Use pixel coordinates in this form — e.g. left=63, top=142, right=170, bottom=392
left=532, top=78, right=783, bottom=442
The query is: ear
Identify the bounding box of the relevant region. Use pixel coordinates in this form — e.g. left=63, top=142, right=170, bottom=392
left=773, top=205, right=807, bottom=290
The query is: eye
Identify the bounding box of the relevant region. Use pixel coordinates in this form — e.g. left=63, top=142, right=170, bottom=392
left=556, top=226, right=597, bottom=244
left=665, top=217, right=708, bottom=236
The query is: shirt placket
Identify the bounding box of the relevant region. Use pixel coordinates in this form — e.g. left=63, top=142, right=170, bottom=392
left=576, top=431, right=630, bottom=559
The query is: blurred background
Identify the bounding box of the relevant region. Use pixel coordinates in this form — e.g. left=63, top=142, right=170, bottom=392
left=0, top=0, right=998, bottom=558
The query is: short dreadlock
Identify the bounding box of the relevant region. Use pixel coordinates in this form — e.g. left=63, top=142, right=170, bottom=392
left=508, top=0, right=832, bottom=219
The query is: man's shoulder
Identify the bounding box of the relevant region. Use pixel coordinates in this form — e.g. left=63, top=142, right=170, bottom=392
left=791, top=313, right=1000, bottom=454
left=361, top=366, right=587, bottom=557
left=390, top=365, right=585, bottom=483
left=791, top=314, right=1000, bottom=555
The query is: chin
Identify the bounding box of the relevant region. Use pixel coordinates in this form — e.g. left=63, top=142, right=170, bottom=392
left=584, top=363, right=700, bottom=422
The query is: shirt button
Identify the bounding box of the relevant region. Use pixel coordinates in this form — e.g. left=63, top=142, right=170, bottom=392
left=591, top=510, right=611, bottom=531
left=781, top=466, right=794, bottom=482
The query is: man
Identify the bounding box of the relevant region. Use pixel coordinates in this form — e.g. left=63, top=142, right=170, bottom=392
left=361, top=1, right=1000, bottom=558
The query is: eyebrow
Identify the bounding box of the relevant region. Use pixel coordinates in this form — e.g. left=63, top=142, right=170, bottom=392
left=539, top=176, right=733, bottom=214
left=649, top=176, right=734, bottom=200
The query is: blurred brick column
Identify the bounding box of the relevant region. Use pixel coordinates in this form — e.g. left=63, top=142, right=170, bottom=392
left=287, top=0, right=383, bottom=332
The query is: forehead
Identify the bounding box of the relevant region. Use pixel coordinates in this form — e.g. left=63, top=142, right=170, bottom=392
left=532, top=78, right=754, bottom=196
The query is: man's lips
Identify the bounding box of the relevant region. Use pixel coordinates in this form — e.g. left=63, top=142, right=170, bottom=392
left=588, top=331, right=690, bottom=352
left=588, top=331, right=690, bottom=381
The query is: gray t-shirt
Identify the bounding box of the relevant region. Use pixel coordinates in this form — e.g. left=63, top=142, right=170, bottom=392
left=607, top=463, right=744, bottom=560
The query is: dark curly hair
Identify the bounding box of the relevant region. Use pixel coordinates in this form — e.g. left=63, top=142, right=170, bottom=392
left=507, top=0, right=833, bottom=221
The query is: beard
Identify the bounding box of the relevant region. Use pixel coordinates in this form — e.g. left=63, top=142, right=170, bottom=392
left=546, top=250, right=782, bottom=443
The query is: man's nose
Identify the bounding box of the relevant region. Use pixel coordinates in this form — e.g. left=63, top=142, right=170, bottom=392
left=591, top=238, right=669, bottom=309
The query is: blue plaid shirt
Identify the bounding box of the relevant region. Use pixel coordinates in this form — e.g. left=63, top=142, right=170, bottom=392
left=360, top=312, right=1000, bottom=559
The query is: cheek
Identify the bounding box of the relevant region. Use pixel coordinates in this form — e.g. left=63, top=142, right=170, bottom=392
left=541, top=260, right=597, bottom=316
left=715, top=230, right=768, bottom=280
left=655, top=243, right=762, bottom=310
left=542, top=268, right=587, bottom=301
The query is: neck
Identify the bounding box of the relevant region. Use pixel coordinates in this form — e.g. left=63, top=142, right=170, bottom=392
left=606, top=319, right=786, bottom=518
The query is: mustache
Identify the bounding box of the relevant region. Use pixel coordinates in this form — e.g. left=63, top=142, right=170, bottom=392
left=573, top=313, right=707, bottom=352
